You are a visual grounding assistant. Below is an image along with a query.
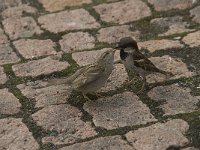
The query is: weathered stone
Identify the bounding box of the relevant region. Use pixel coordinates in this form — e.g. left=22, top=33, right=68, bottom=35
left=0, top=88, right=21, bottom=115
left=182, top=31, right=200, bottom=47
left=190, top=6, right=200, bottom=24
left=38, top=0, right=92, bottom=12
left=0, top=44, right=20, bottom=65
left=0, top=118, right=39, bottom=150
left=13, top=39, right=57, bottom=59
left=138, top=39, right=184, bottom=53
left=148, top=0, right=196, bottom=11
left=38, top=9, right=100, bottom=33
left=0, top=67, right=7, bottom=84
left=183, top=147, right=199, bottom=150
left=12, top=56, right=70, bottom=77
left=17, top=80, right=71, bottom=108
left=84, top=92, right=157, bottom=130
left=32, top=104, right=96, bottom=145
left=148, top=84, right=200, bottom=115
left=60, top=32, right=95, bottom=53
left=0, top=27, right=8, bottom=44
left=72, top=48, right=119, bottom=66
left=0, top=0, right=22, bottom=11
left=146, top=55, right=194, bottom=83
left=126, top=119, right=189, bottom=150
left=59, top=136, right=134, bottom=150
left=97, top=25, right=140, bottom=44
left=2, top=4, right=37, bottom=19
left=151, top=16, right=194, bottom=36
left=3, top=17, right=43, bottom=40
left=99, top=64, right=128, bottom=92
left=94, top=0, right=151, bottom=24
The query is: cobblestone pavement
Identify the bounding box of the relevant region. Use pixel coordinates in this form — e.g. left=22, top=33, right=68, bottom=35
left=0, top=0, right=200, bottom=150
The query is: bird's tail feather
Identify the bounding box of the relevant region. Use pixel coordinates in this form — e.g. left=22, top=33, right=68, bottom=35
left=158, top=70, right=174, bottom=79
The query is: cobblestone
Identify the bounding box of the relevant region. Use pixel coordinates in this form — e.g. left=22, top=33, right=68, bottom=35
left=38, top=9, right=100, bottom=33
left=97, top=25, right=140, bottom=44
left=12, top=56, right=70, bottom=77
left=182, top=31, right=200, bottom=47
left=0, top=88, right=21, bottom=115
left=3, top=17, right=43, bottom=40
left=13, top=39, right=57, bottom=59
left=84, top=92, right=157, bottom=130
left=0, top=118, right=39, bottom=150
left=190, top=5, right=200, bottom=24
left=148, top=84, right=200, bottom=115
left=32, top=104, right=96, bottom=145
left=60, top=32, right=95, bottom=53
left=59, top=136, right=134, bottom=150
left=0, top=27, right=8, bottom=44
left=0, top=0, right=22, bottom=12
left=125, top=119, right=189, bottom=150
left=94, top=0, right=151, bottom=24
left=0, top=67, right=7, bottom=84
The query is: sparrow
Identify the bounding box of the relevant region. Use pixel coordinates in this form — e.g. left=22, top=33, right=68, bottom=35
left=115, top=37, right=173, bottom=89
left=48, top=49, right=115, bottom=100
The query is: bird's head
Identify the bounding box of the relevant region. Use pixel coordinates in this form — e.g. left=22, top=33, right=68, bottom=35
left=115, top=37, right=139, bottom=50
left=98, top=49, right=115, bottom=65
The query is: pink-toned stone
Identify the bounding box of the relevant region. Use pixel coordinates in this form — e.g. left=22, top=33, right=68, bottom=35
left=97, top=25, right=140, bottom=44
left=32, top=104, right=96, bottom=145
left=94, top=0, right=151, bottom=24
left=59, top=136, right=134, bottom=150
left=182, top=31, right=200, bottom=47
left=148, top=0, right=196, bottom=11
left=0, top=88, right=21, bottom=115
left=126, top=119, right=189, bottom=150
left=0, top=44, right=20, bottom=65
left=38, top=0, right=92, bottom=12
left=0, top=118, right=39, bottom=150
left=60, top=32, right=95, bottom=53
left=0, top=0, right=22, bottom=11
left=17, top=80, right=71, bottom=108
left=146, top=55, right=194, bottom=83
left=3, top=17, right=43, bottom=40
left=138, top=39, right=184, bottom=53
left=13, top=39, right=57, bottom=59
left=84, top=92, right=157, bottom=130
left=0, top=67, right=7, bottom=84
left=0, top=28, right=8, bottom=44
left=190, top=5, right=200, bottom=24
left=38, top=9, right=100, bottom=33
left=148, top=84, right=200, bottom=115
left=12, top=56, right=70, bottom=77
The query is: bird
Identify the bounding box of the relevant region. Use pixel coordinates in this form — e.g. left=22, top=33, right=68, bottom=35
left=47, top=49, right=115, bottom=100
left=115, top=37, right=173, bottom=90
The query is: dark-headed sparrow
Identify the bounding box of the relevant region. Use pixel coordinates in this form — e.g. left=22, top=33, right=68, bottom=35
left=48, top=49, right=115, bottom=100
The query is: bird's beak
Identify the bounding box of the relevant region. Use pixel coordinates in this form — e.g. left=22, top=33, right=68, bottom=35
left=114, top=43, right=120, bottom=49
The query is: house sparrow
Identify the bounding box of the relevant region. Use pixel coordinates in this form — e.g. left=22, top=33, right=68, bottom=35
left=115, top=37, right=173, bottom=89
left=48, top=49, right=115, bottom=100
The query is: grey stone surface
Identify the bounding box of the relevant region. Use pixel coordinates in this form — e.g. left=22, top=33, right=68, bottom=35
left=0, top=0, right=22, bottom=12
left=182, top=31, right=200, bottom=47
left=0, top=118, right=39, bottom=150
left=0, top=44, right=20, bottom=65
left=38, top=0, right=92, bottom=12
left=97, top=25, right=140, bottom=44
left=84, top=92, right=157, bottom=130
left=190, top=5, right=200, bottom=24
left=146, top=55, right=194, bottom=83
left=2, top=4, right=37, bottom=19
left=0, top=67, right=7, bottom=84
left=13, top=39, right=57, bottom=59
left=126, top=119, right=189, bottom=150
left=150, top=16, right=194, bottom=36
left=3, top=17, right=43, bottom=40
left=94, top=0, right=151, bottom=24
left=60, top=32, right=95, bottom=53
left=148, top=84, right=200, bottom=115
left=0, top=27, right=8, bottom=44
left=0, top=88, right=21, bottom=115
left=59, top=136, right=134, bottom=150
left=148, top=0, right=196, bottom=11
left=38, top=9, right=100, bottom=33
left=17, top=80, right=71, bottom=108
left=138, top=39, right=184, bottom=53
left=99, top=64, right=128, bottom=92
left=12, top=56, right=70, bottom=77
left=32, top=104, right=96, bottom=145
